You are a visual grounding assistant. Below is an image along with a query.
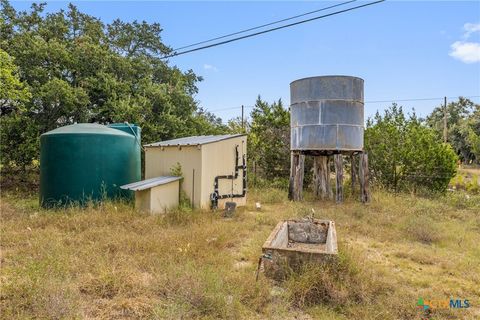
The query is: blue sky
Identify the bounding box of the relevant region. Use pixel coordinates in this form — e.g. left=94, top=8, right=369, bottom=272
left=10, top=1, right=480, bottom=123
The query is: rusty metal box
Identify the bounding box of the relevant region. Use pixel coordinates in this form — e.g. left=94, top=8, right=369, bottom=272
left=261, top=219, right=338, bottom=280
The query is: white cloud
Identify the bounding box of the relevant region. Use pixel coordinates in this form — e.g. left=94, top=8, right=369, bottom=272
left=463, top=23, right=480, bottom=39
left=449, top=22, right=480, bottom=63
left=203, top=64, right=218, bottom=72
left=449, top=41, right=480, bottom=63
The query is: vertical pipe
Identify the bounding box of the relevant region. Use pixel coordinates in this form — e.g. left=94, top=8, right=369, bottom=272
left=231, top=171, right=234, bottom=201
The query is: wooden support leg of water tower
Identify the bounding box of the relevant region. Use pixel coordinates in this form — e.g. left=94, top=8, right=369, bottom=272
left=359, top=152, right=370, bottom=203
left=289, top=152, right=305, bottom=201
left=313, top=155, right=332, bottom=200
left=350, top=154, right=357, bottom=196
left=334, top=154, right=343, bottom=203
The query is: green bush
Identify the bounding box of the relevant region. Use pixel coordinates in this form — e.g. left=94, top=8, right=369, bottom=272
left=365, top=104, right=458, bottom=193
left=466, top=175, right=479, bottom=194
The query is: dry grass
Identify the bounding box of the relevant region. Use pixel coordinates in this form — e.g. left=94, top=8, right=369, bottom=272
left=450, top=166, right=480, bottom=194
left=1, top=187, right=479, bottom=319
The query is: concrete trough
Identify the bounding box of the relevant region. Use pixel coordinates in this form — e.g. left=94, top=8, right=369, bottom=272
left=261, top=219, right=338, bottom=280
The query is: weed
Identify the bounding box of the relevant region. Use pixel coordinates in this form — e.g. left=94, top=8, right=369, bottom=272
left=253, top=188, right=287, bottom=204
left=284, top=246, right=384, bottom=309
left=404, top=216, right=443, bottom=244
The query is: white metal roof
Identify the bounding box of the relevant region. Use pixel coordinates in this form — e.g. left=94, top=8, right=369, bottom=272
left=120, top=176, right=181, bottom=191
left=144, top=134, right=245, bottom=147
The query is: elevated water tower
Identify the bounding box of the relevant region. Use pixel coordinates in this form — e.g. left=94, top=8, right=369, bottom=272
left=288, top=76, right=370, bottom=203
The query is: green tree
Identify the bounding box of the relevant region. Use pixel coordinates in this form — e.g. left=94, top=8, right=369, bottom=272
left=227, top=116, right=247, bottom=135
left=249, top=96, right=290, bottom=180
left=426, top=97, right=480, bottom=163
left=0, top=49, right=36, bottom=171
left=187, top=107, right=228, bottom=136
left=365, top=104, right=458, bottom=193
left=0, top=48, right=30, bottom=115
left=0, top=1, right=225, bottom=172
left=466, top=129, right=480, bottom=164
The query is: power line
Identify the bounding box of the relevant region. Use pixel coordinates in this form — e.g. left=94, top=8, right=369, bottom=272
left=209, top=105, right=254, bottom=112
left=172, top=0, right=357, bottom=52
left=204, top=95, right=480, bottom=113
left=365, top=95, right=480, bottom=104
left=162, top=0, right=385, bottom=59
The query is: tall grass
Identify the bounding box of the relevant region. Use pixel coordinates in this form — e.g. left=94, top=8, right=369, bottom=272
left=1, top=187, right=479, bottom=319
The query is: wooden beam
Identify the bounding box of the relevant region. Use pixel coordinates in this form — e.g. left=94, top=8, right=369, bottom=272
left=350, top=154, right=357, bottom=196
left=289, top=152, right=305, bottom=201
left=334, top=154, right=343, bottom=203
left=288, top=153, right=294, bottom=200
left=359, top=152, right=370, bottom=203
left=313, top=155, right=332, bottom=200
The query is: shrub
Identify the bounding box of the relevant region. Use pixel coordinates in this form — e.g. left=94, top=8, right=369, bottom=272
left=365, top=104, right=458, bottom=193
left=404, top=216, right=443, bottom=244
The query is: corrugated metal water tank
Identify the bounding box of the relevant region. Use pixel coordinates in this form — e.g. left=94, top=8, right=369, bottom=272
left=290, top=76, right=364, bottom=152
left=39, top=123, right=141, bottom=208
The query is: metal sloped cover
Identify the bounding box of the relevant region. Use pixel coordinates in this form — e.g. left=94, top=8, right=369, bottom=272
left=144, top=134, right=245, bottom=147
left=120, top=176, right=181, bottom=191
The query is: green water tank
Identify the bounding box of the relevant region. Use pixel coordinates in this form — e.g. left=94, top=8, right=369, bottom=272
left=40, top=123, right=141, bottom=207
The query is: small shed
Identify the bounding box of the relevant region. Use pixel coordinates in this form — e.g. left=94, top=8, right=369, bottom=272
left=121, top=176, right=181, bottom=214
left=144, top=134, right=247, bottom=209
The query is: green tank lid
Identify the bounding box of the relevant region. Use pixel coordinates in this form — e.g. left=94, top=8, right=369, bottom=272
left=42, top=123, right=132, bottom=136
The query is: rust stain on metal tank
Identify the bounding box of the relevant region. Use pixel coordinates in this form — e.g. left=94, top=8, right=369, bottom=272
left=290, top=76, right=364, bottom=153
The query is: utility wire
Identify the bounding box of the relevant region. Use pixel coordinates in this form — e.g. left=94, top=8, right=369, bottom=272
left=172, top=0, right=357, bottom=51
left=162, top=0, right=385, bottom=59
left=206, top=95, right=480, bottom=113
left=210, top=105, right=254, bottom=112
left=365, top=95, right=480, bottom=104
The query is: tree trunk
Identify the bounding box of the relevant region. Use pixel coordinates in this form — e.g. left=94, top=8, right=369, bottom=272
left=313, top=155, right=332, bottom=200
left=289, top=152, right=305, bottom=201
left=334, top=154, right=343, bottom=203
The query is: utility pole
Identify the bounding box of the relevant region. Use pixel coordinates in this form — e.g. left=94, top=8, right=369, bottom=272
left=241, top=105, right=244, bottom=131
left=443, top=96, right=447, bottom=143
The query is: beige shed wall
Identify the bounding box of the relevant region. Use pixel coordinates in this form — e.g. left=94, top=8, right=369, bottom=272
left=145, top=146, right=202, bottom=208
left=135, top=190, right=151, bottom=212
left=134, top=181, right=180, bottom=214
left=201, top=136, right=247, bottom=209
left=149, top=181, right=180, bottom=214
